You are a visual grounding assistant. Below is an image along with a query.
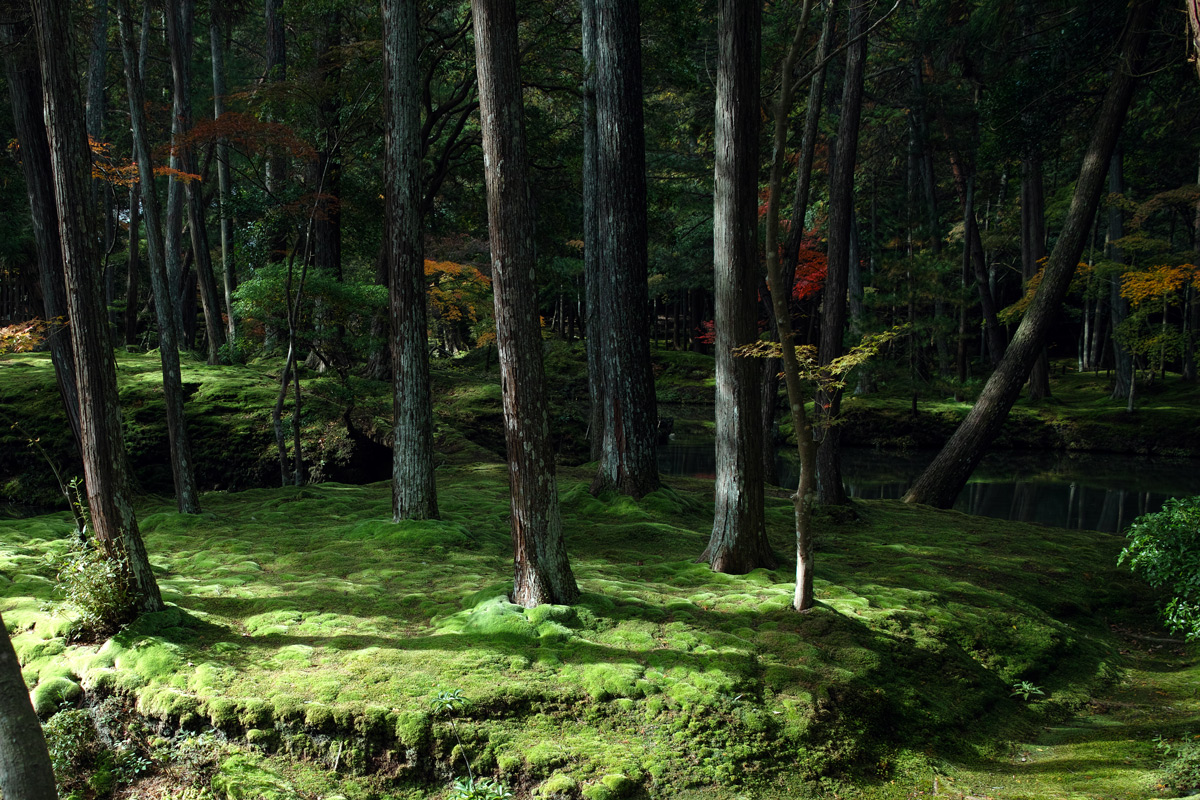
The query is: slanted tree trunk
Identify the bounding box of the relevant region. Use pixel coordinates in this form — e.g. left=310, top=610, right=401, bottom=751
left=116, top=0, right=201, bottom=514
left=472, top=0, right=580, bottom=607
left=164, top=0, right=225, bottom=364
left=902, top=0, right=1159, bottom=509
left=32, top=0, right=164, bottom=613
left=816, top=0, right=868, bottom=507
left=702, top=0, right=775, bottom=573
left=589, top=0, right=659, bottom=498
left=384, top=0, right=439, bottom=520
left=0, top=611, right=57, bottom=800
left=1, top=15, right=82, bottom=453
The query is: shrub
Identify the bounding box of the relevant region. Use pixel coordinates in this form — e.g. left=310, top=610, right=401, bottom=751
left=53, top=538, right=138, bottom=636
left=1120, top=496, right=1200, bottom=641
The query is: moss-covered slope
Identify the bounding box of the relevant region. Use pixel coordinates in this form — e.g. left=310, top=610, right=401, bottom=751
left=2, top=465, right=1151, bottom=798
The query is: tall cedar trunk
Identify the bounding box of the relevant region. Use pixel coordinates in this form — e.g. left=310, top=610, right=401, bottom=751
left=902, top=0, right=1158, bottom=509
left=702, top=0, right=775, bottom=573
left=472, top=0, right=580, bottom=607
left=384, top=0, right=439, bottom=520
left=32, top=0, right=164, bottom=613
left=165, top=0, right=225, bottom=364
left=211, top=2, right=237, bottom=345
left=589, top=0, right=660, bottom=498
left=1108, top=149, right=1133, bottom=402
left=764, top=0, right=817, bottom=610
left=315, top=10, right=343, bottom=285
left=1189, top=0, right=1200, bottom=82
left=0, top=611, right=58, bottom=800
left=265, top=0, right=287, bottom=212
left=116, top=0, right=201, bottom=514
left=816, top=0, right=867, bottom=507
left=1021, top=154, right=1052, bottom=399
left=85, top=0, right=107, bottom=143
left=582, top=0, right=604, bottom=462
left=1, top=16, right=83, bottom=454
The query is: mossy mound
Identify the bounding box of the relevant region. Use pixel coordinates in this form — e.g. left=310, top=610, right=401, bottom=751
left=2, top=463, right=1164, bottom=797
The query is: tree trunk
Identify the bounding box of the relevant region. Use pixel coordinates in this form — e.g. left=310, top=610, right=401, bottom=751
left=384, top=0, right=439, bottom=520
left=165, top=0, right=225, bottom=364
left=211, top=2, right=237, bottom=346
left=32, top=0, right=164, bottom=613
left=702, top=0, right=774, bottom=573
left=581, top=0, right=604, bottom=463
left=902, top=0, right=1158, bottom=509
left=1, top=15, right=82, bottom=454
left=1108, top=149, right=1133, bottom=401
left=124, top=184, right=141, bottom=346
left=816, top=0, right=867, bottom=507
left=0, top=611, right=58, bottom=800
left=472, top=0, right=580, bottom=607
left=116, top=0, right=201, bottom=515
left=589, top=0, right=660, bottom=499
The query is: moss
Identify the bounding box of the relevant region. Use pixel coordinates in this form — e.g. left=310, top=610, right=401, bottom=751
left=31, top=675, right=82, bottom=716
left=211, top=754, right=298, bottom=800
left=538, top=771, right=579, bottom=798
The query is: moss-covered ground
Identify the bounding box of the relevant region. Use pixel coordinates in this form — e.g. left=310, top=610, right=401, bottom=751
left=4, top=460, right=1197, bottom=798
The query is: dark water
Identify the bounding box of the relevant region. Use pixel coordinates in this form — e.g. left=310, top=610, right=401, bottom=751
left=658, top=440, right=1200, bottom=533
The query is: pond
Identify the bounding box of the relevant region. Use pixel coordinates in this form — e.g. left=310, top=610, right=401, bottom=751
left=658, top=440, right=1200, bottom=533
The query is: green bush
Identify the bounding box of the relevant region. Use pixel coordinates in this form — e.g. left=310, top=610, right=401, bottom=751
left=1120, top=496, right=1200, bottom=641
left=1156, top=732, right=1200, bottom=794
left=53, top=539, right=138, bottom=635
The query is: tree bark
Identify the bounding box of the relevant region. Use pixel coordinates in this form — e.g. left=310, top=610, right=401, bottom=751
left=816, top=0, right=867, bottom=507
left=32, top=0, right=164, bottom=613
left=164, top=0, right=225, bottom=364
left=902, top=0, right=1159, bottom=509
left=384, top=0, right=439, bottom=520
left=211, top=2, right=237, bottom=345
left=1, top=14, right=82, bottom=454
left=702, top=0, right=775, bottom=573
left=581, top=0, right=604, bottom=462
left=1021, top=154, right=1052, bottom=400
left=116, top=0, right=201, bottom=515
left=589, top=0, right=660, bottom=499
left=472, top=0, right=580, bottom=607
left=0, top=611, right=58, bottom=800
left=1108, top=149, right=1133, bottom=402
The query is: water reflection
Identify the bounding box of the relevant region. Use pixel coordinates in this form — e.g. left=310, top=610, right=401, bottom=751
left=658, top=441, right=1200, bottom=533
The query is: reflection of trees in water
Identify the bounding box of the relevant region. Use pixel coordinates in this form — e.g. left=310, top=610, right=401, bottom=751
left=658, top=441, right=1198, bottom=533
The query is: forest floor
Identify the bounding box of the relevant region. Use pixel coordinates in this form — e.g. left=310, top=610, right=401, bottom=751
left=3, top=464, right=1198, bottom=799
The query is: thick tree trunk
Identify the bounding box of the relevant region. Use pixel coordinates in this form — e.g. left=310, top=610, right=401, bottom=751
left=589, top=0, right=660, bottom=499
left=581, top=0, right=604, bottom=463
left=0, top=611, right=58, bottom=800
left=702, top=0, right=774, bottom=573
left=33, top=0, right=164, bottom=613
left=384, top=0, right=439, bottom=520
left=1, top=16, right=82, bottom=454
left=902, top=0, right=1158, bottom=509
left=116, top=0, right=201, bottom=515
left=472, top=0, right=580, bottom=607
left=816, top=0, right=867, bottom=507
left=165, top=0, right=225, bottom=364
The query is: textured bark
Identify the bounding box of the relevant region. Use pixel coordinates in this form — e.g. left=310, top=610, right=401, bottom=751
left=816, top=0, right=867, bottom=507
left=211, top=2, right=237, bottom=344
left=472, top=0, right=579, bottom=607
left=589, top=0, right=659, bottom=499
left=116, top=0, right=201, bottom=514
left=85, top=0, right=107, bottom=141
left=384, top=0, right=439, bottom=520
left=165, top=0, right=225, bottom=364
left=581, top=0, right=604, bottom=462
left=1108, top=150, right=1133, bottom=402
left=264, top=0, right=287, bottom=207
left=903, top=0, right=1158, bottom=509
left=702, top=0, right=774, bottom=574
left=32, top=0, right=163, bottom=613
left=1, top=15, right=82, bottom=453
left=1189, top=0, right=1200, bottom=82
left=314, top=10, right=343, bottom=284
left=0, top=611, right=58, bottom=800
